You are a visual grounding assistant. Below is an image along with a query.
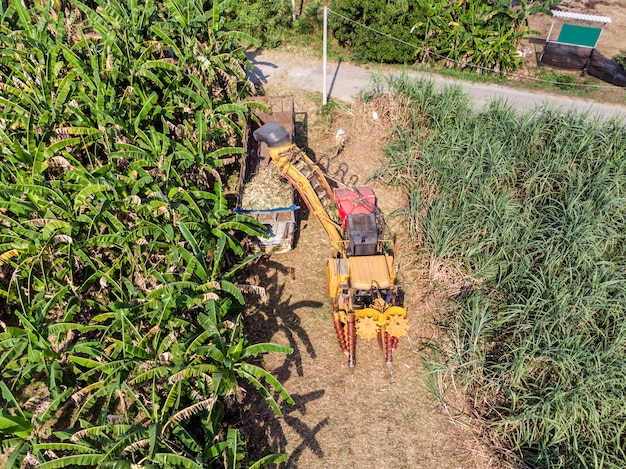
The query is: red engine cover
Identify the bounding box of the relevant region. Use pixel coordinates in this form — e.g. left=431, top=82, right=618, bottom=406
left=333, top=186, right=376, bottom=226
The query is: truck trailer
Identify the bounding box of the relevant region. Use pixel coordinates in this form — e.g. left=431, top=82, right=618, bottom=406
left=236, top=96, right=298, bottom=254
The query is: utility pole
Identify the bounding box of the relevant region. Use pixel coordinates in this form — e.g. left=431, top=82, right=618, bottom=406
left=323, top=6, right=328, bottom=105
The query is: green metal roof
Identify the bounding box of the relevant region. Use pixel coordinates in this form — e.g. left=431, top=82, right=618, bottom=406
left=556, top=24, right=603, bottom=48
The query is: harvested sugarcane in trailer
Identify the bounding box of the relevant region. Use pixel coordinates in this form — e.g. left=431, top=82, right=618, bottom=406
left=236, top=96, right=298, bottom=254
left=253, top=122, right=409, bottom=378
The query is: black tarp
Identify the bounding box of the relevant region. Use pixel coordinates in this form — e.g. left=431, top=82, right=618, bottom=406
left=587, top=50, right=626, bottom=87
left=540, top=41, right=592, bottom=70
left=540, top=42, right=626, bottom=88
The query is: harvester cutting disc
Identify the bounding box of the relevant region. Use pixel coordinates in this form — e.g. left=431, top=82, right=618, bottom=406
left=385, top=306, right=409, bottom=337
left=355, top=316, right=379, bottom=339
left=385, top=313, right=409, bottom=338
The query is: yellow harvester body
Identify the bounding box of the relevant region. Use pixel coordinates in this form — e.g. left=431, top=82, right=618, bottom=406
left=254, top=122, right=408, bottom=375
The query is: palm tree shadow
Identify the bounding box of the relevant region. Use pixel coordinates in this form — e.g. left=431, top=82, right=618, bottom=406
left=244, top=48, right=276, bottom=86
left=241, top=388, right=328, bottom=468
left=243, top=258, right=321, bottom=381
left=281, top=389, right=329, bottom=467
left=240, top=259, right=329, bottom=465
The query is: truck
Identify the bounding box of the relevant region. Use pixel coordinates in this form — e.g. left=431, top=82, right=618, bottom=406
left=253, top=121, right=409, bottom=378
left=235, top=96, right=298, bottom=254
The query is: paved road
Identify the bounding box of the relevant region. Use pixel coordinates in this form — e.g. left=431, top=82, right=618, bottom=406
left=246, top=49, right=626, bottom=121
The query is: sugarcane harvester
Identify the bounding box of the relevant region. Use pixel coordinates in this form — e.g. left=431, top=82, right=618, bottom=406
left=253, top=122, right=409, bottom=377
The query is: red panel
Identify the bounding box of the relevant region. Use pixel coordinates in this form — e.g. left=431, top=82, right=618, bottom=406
left=333, top=186, right=376, bottom=225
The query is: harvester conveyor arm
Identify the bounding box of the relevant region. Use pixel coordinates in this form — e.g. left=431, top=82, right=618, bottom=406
left=267, top=144, right=345, bottom=253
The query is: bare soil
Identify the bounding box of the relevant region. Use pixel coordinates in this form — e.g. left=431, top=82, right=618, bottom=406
left=240, top=2, right=625, bottom=468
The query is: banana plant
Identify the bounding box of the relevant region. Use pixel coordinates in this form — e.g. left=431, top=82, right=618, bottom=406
left=34, top=386, right=287, bottom=468
left=411, top=0, right=455, bottom=63
left=0, top=2, right=286, bottom=468
left=0, top=382, right=33, bottom=469
left=54, top=294, right=291, bottom=468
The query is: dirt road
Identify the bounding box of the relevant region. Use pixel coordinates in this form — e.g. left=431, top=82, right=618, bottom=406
left=246, top=48, right=626, bottom=121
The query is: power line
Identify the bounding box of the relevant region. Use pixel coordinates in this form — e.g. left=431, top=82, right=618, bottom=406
left=328, top=8, right=616, bottom=90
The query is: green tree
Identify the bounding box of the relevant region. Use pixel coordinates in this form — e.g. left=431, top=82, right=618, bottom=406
left=330, top=0, right=562, bottom=72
